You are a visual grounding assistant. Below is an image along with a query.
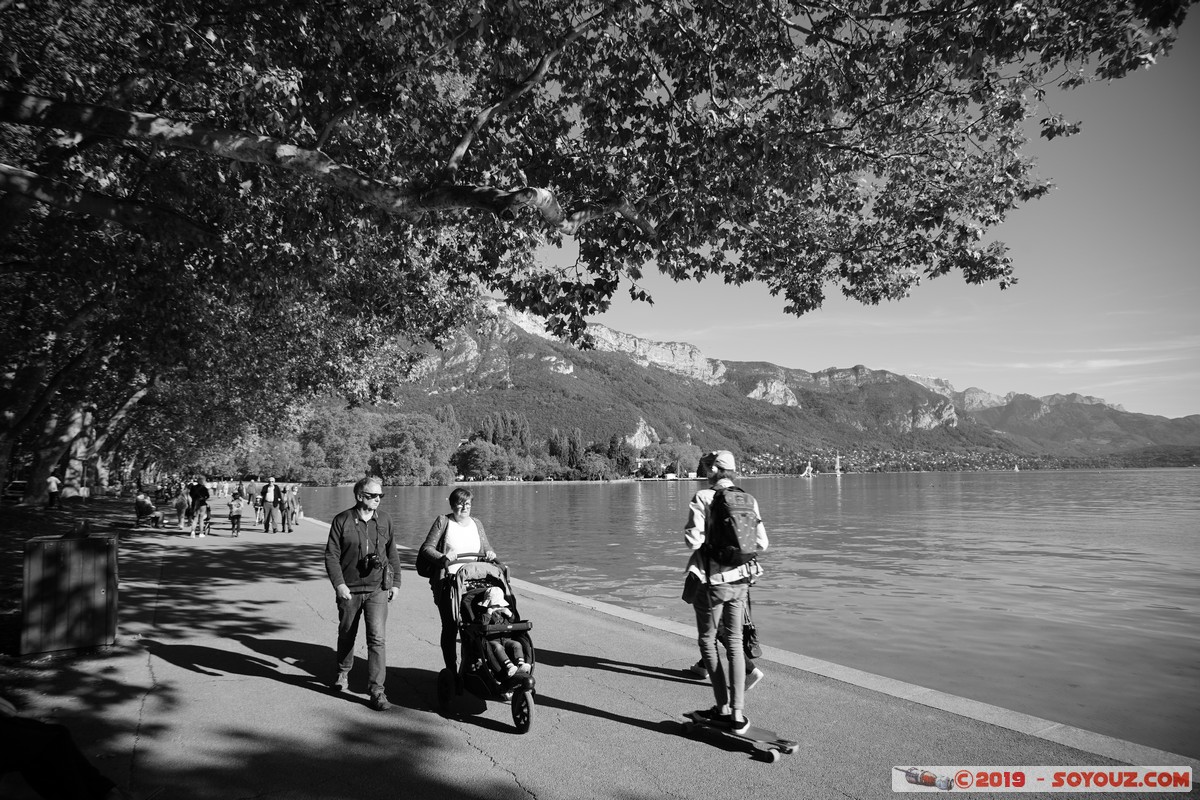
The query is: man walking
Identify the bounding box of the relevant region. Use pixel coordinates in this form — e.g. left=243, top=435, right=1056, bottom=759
left=324, top=477, right=400, bottom=711
left=260, top=477, right=284, bottom=533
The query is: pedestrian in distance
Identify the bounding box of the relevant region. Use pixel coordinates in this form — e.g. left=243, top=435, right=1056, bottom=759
left=172, top=487, right=188, bottom=528
left=133, top=491, right=164, bottom=528
left=45, top=473, right=61, bottom=509
left=324, top=476, right=401, bottom=711
left=418, top=487, right=497, bottom=678
left=283, top=484, right=297, bottom=533
left=286, top=484, right=302, bottom=528
left=228, top=492, right=245, bottom=537
left=683, top=450, right=768, bottom=735
left=260, top=476, right=285, bottom=533
left=188, top=476, right=211, bottom=538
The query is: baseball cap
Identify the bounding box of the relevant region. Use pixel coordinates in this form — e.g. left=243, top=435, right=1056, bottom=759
left=712, top=450, right=736, bottom=470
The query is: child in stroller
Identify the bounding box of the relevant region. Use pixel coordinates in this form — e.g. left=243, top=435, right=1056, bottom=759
left=437, top=557, right=536, bottom=733
left=475, top=586, right=531, bottom=679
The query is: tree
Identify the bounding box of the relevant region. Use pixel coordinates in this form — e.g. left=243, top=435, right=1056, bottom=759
left=454, top=440, right=509, bottom=480
left=299, top=407, right=380, bottom=484
left=2, top=1, right=1191, bottom=486
left=578, top=451, right=616, bottom=481
left=369, top=412, right=457, bottom=485
left=433, top=405, right=461, bottom=441
left=3, top=0, right=1190, bottom=337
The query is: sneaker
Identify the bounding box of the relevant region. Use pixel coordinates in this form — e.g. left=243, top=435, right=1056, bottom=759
left=370, top=693, right=391, bottom=711
left=331, top=672, right=349, bottom=692
left=745, top=667, right=765, bottom=691
left=685, top=660, right=707, bottom=679
left=729, top=715, right=751, bottom=735
left=692, top=706, right=733, bottom=728
left=516, top=661, right=532, bottom=674
left=505, top=663, right=518, bottom=677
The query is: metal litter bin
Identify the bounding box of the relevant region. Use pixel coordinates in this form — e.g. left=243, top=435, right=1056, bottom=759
left=21, top=532, right=118, bottom=655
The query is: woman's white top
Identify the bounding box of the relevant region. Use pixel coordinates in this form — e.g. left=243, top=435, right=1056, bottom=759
left=444, top=517, right=481, bottom=575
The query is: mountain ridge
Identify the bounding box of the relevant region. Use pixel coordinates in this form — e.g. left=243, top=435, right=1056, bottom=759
left=392, top=302, right=1200, bottom=463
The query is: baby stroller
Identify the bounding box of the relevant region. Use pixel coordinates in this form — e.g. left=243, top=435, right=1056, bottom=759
left=437, top=554, right=536, bottom=733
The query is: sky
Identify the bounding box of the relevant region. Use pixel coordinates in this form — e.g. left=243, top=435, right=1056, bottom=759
left=580, top=20, right=1200, bottom=420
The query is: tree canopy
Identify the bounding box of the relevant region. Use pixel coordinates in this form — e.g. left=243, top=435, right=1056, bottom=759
left=0, top=0, right=1192, bottom=490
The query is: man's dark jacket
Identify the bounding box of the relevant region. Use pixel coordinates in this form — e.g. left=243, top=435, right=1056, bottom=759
left=324, top=507, right=402, bottom=594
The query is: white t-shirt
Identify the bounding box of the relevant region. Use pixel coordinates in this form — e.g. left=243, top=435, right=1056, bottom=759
left=47, top=476, right=61, bottom=492
left=443, top=517, right=481, bottom=575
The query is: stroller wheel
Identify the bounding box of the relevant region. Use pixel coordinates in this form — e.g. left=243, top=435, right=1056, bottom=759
left=437, top=668, right=453, bottom=709
left=511, top=689, right=534, bottom=734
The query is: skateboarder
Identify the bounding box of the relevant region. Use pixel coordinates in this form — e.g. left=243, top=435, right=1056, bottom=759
left=682, top=450, right=768, bottom=734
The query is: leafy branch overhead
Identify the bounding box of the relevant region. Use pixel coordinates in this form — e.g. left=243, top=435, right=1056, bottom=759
left=0, top=0, right=1192, bottom=337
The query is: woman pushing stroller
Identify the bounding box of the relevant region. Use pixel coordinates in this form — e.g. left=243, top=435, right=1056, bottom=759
left=419, top=488, right=496, bottom=676
left=418, top=488, right=537, bottom=732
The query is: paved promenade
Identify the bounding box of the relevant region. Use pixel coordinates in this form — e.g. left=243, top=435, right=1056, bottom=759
left=1, top=501, right=1196, bottom=800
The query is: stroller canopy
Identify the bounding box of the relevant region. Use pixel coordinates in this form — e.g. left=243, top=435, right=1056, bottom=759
left=455, top=561, right=505, bottom=583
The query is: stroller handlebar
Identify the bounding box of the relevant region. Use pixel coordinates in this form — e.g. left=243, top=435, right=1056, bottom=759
left=445, top=551, right=495, bottom=565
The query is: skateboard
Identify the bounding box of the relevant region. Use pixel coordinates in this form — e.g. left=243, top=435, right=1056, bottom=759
left=681, top=711, right=799, bottom=762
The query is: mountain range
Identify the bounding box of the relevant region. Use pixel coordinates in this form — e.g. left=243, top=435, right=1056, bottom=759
left=392, top=302, right=1200, bottom=465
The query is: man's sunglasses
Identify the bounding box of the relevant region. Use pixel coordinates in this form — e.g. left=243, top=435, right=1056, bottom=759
left=361, top=492, right=384, bottom=499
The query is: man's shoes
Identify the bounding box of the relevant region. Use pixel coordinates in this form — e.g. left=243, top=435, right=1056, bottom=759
left=331, top=672, right=349, bottom=692
left=370, top=693, right=391, bottom=712
left=745, top=667, right=765, bottom=691
left=684, top=659, right=707, bottom=679
left=729, top=715, right=751, bottom=735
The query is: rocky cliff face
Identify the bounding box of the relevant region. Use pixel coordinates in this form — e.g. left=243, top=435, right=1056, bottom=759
left=589, top=324, right=727, bottom=385
left=747, top=378, right=800, bottom=407
left=906, top=374, right=1008, bottom=410
left=625, top=417, right=660, bottom=449
left=1041, top=392, right=1126, bottom=412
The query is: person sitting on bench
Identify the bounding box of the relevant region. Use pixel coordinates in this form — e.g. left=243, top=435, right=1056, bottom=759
left=134, top=492, right=164, bottom=528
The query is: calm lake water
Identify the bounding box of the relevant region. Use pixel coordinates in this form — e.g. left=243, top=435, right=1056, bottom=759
left=302, top=469, right=1200, bottom=759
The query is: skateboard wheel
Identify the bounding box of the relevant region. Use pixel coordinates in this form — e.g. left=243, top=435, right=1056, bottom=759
left=782, top=745, right=798, bottom=755
left=761, top=748, right=780, bottom=763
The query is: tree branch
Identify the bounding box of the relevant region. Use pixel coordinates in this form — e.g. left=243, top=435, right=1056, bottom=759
left=445, top=4, right=613, bottom=176
left=0, top=163, right=218, bottom=244
left=2, top=90, right=658, bottom=239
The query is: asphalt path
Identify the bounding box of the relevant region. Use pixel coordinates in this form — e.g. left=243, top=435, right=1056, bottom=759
left=1, top=502, right=1196, bottom=800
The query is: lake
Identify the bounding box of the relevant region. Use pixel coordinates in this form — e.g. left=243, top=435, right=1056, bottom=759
left=300, top=469, right=1200, bottom=759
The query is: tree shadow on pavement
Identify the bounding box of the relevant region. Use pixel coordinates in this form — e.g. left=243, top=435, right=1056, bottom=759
left=0, top=500, right=683, bottom=800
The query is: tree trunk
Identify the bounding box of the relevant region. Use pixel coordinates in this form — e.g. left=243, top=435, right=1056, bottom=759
left=23, top=407, right=87, bottom=506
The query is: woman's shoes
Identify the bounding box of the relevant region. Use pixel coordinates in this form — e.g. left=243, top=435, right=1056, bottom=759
left=692, top=706, right=733, bottom=728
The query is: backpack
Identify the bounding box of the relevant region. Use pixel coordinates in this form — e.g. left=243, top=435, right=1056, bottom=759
left=702, top=486, right=760, bottom=567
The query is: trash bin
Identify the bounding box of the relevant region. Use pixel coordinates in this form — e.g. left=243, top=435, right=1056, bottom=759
left=21, top=532, right=119, bottom=655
